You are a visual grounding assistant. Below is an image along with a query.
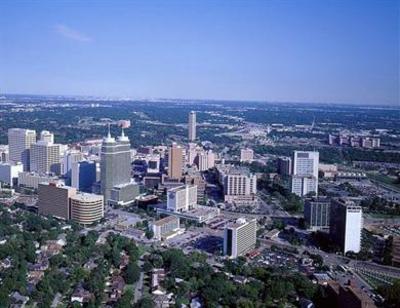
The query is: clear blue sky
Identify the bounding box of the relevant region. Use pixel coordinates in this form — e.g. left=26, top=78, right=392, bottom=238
left=0, top=0, right=398, bottom=105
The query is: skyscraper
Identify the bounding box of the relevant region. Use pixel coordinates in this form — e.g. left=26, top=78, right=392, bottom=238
left=100, top=127, right=131, bottom=204
left=168, top=143, right=183, bottom=179
left=291, top=151, right=319, bottom=197
left=330, top=198, right=363, bottom=253
left=8, top=128, right=37, bottom=171
left=277, top=157, right=292, bottom=176
left=30, top=137, right=61, bottom=175
left=188, top=111, right=196, bottom=141
left=304, top=197, right=330, bottom=231
left=224, top=218, right=257, bottom=258
left=71, top=160, right=97, bottom=193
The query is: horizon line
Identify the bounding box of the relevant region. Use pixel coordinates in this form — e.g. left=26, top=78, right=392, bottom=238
left=1, top=92, right=399, bottom=108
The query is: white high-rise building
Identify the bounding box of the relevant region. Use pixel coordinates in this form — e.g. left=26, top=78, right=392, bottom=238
left=195, top=150, right=215, bottom=171
left=224, top=218, right=257, bottom=258
left=217, top=165, right=257, bottom=203
left=40, top=130, right=54, bottom=143
left=330, top=198, right=363, bottom=253
left=0, top=162, right=23, bottom=186
left=61, top=150, right=84, bottom=176
left=8, top=128, right=37, bottom=171
left=187, top=143, right=198, bottom=165
left=30, top=140, right=60, bottom=174
left=0, top=145, right=9, bottom=163
left=291, top=151, right=319, bottom=197
left=240, top=148, right=254, bottom=163
left=167, top=185, right=197, bottom=212
left=188, top=111, right=196, bottom=141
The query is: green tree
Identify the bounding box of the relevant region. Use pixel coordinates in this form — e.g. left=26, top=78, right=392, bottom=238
left=124, top=262, right=141, bottom=284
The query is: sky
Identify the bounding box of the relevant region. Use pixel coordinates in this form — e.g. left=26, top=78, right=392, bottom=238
left=0, top=0, right=399, bottom=105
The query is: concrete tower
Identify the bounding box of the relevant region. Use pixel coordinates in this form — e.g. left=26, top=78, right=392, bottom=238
left=188, top=111, right=196, bottom=141
left=100, top=126, right=131, bottom=203
left=8, top=128, right=37, bottom=171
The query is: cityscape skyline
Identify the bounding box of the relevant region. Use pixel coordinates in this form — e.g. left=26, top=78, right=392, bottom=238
left=1, top=0, right=398, bottom=105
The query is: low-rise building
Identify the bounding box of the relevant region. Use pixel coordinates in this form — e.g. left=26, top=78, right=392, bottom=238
left=167, top=185, right=197, bottom=212
left=240, top=148, right=254, bottom=163
left=70, top=193, right=104, bottom=226
left=0, top=162, right=23, bottom=186
left=18, top=171, right=61, bottom=189
left=152, top=216, right=181, bottom=241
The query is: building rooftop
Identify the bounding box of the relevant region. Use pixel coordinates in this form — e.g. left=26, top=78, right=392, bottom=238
left=168, top=185, right=195, bottom=192
left=153, top=215, right=178, bottom=227
left=70, top=193, right=103, bottom=202
left=217, top=164, right=253, bottom=177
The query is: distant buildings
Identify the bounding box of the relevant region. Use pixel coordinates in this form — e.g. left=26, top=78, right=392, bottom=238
left=100, top=128, right=132, bottom=205
left=328, top=134, right=380, bottom=149
left=0, top=162, right=23, bottom=187
left=167, top=185, right=197, bottom=212
left=224, top=218, right=257, bottom=258
left=38, top=182, right=104, bottom=225
left=291, top=151, right=319, bottom=197
left=8, top=128, right=37, bottom=171
left=188, top=111, right=196, bottom=141
left=304, top=198, right=330, bottom=231
left=240, top=148, right=254, bottom=163
left=330, top=198, right=363, bottom=253
left=194, top=150, right=215, bottom=171
left=152, top=216, right=181, bottom=241
left=168, top=143, right=183, bottom=179
left=217, top=165, right=257, bottom=203
left=277, top=156, right=292, bottom=176
left=318, top=163, right=338, bottom=178
left=0, top=145, right=9, bottom=163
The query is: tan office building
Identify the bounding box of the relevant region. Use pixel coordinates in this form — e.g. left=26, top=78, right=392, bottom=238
left=168, top=144, right=183, bottom=179
left=31, top=141, right=60, bottom=174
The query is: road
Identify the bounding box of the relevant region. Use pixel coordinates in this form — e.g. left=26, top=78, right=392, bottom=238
left=134, top=259, right=145, bottom=303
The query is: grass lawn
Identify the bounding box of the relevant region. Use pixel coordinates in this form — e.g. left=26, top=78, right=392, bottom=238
left=367, top=172, right=400, bottom=192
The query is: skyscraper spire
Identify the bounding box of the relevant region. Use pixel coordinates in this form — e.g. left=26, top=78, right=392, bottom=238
left=118, top=126, right=129, bottom=142
left=103, top=124, right=115, bottom=143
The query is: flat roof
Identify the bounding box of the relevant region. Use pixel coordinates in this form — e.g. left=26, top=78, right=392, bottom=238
left=153, top=215, right=178, bottom=226
left=70, top=193, right=103, bottom=202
